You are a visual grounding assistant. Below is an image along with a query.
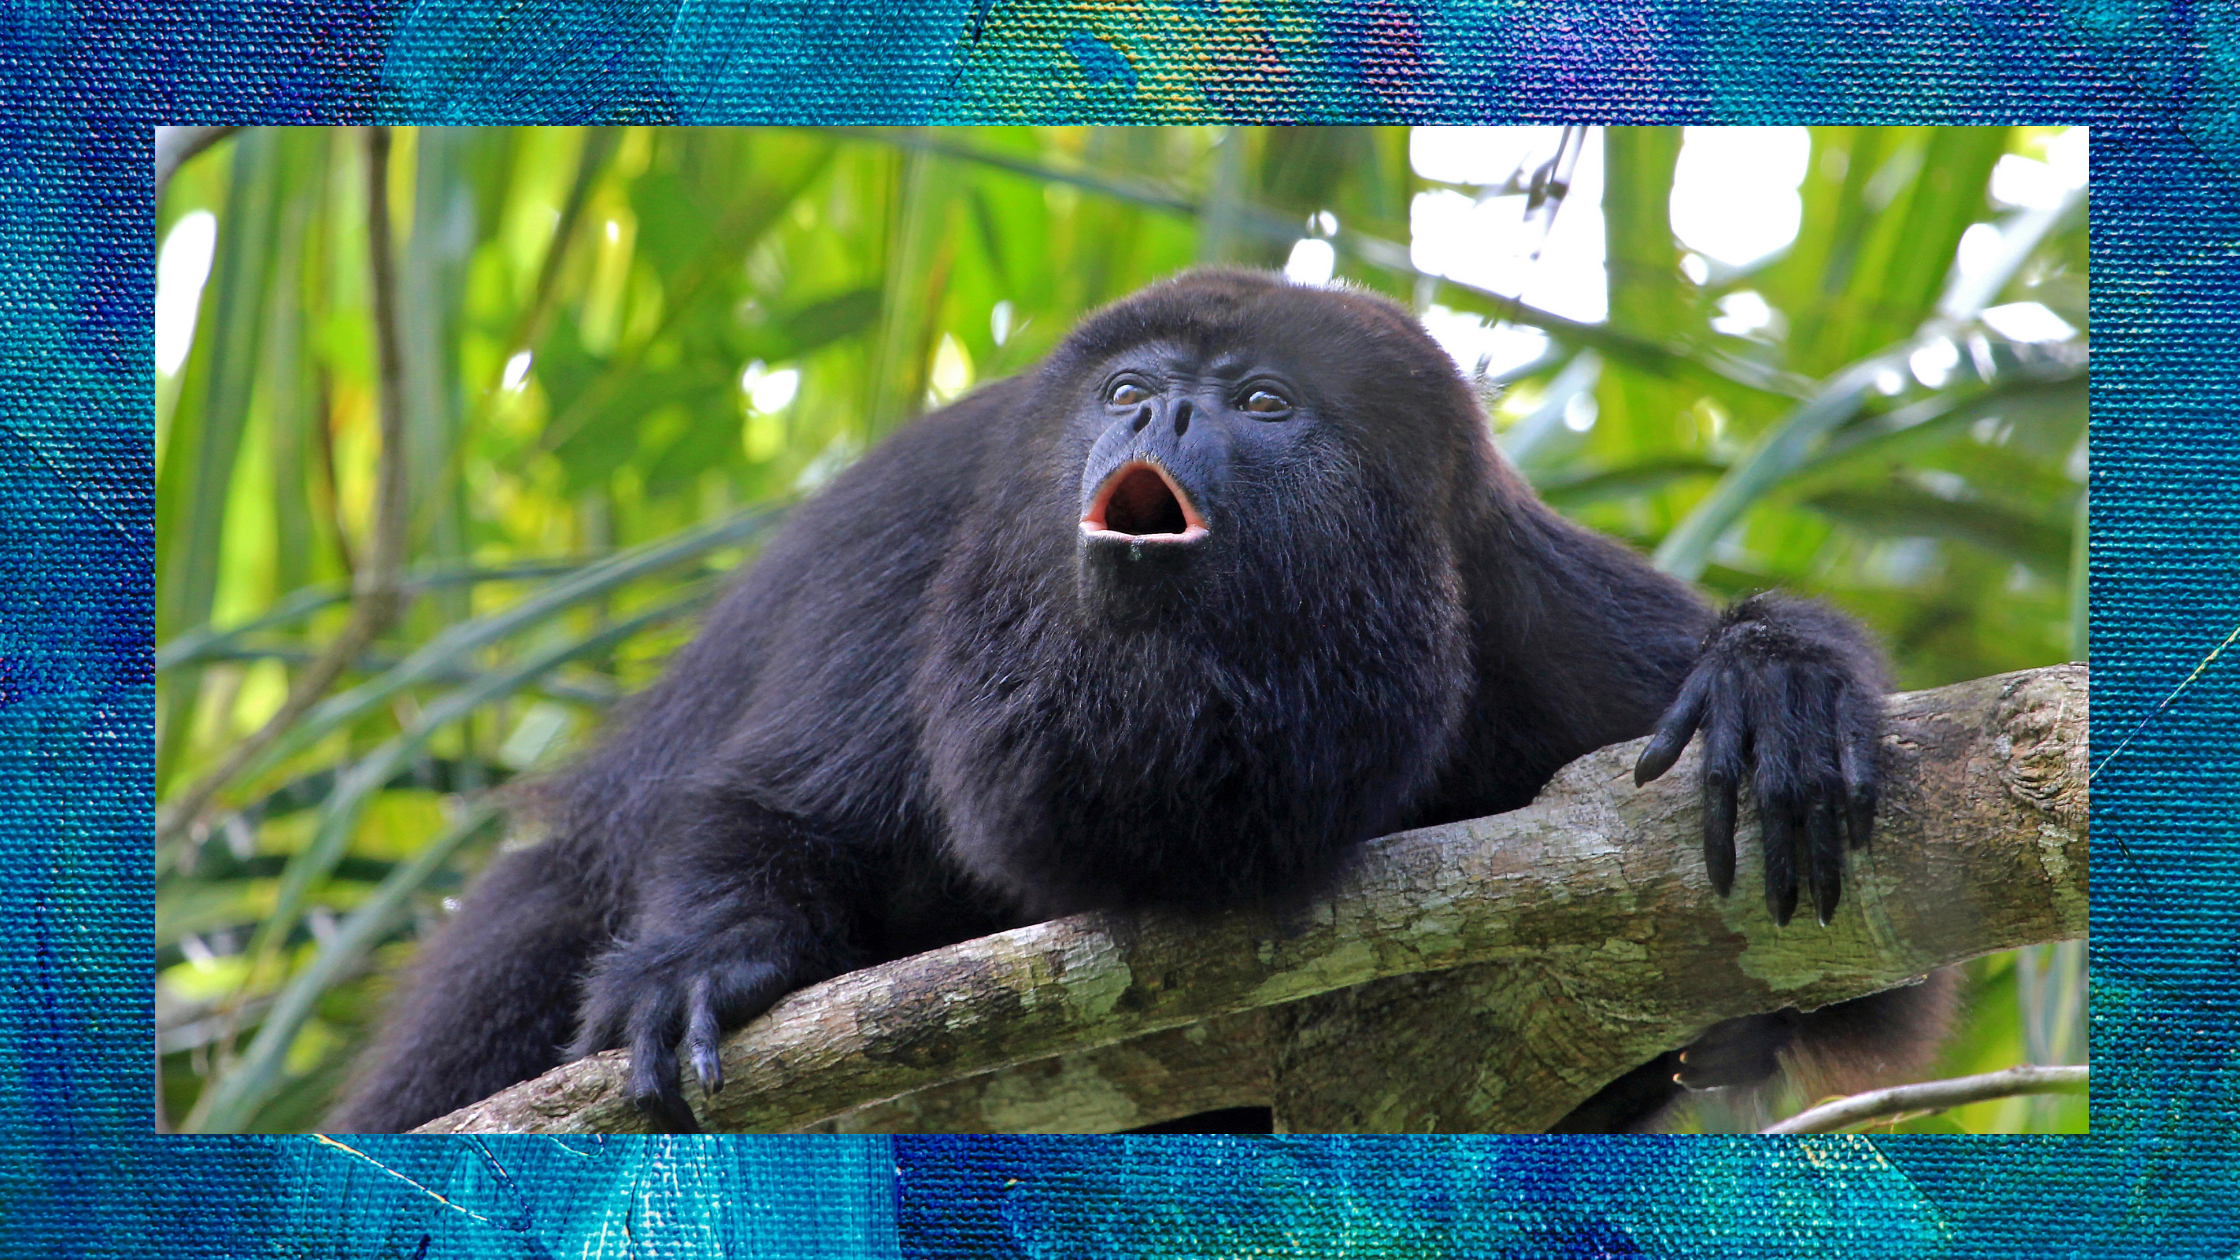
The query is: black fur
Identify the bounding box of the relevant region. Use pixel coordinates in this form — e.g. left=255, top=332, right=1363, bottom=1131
left=330, top=271, right=1931, bottom=1134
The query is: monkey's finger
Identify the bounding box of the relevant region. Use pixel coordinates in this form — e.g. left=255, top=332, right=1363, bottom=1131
left=1846, top=781, right=1878, bottom=852
left=628, top=1071, right=702, bottom=1134
left=1702, top=774, right=1739, bottom=897
left=1747, top=664, right=1805, bottom=925
left=1762, top=793, right=1801, bottom=926
left=624, top=998, right=701, bottom=1134
left=1838, top=708, right=1879, bottom=850
left=636, top=1089, right=702, bottom=1134
left=1805, top=795, right=1843, bottom=925
left=1793, top=675, right=1847, bottom=924
left=1697, top=686, right=1745, bottom=897
left=686, top=975, right=724, bottom=1095
left=1636, top=667, right=1714, bottom=786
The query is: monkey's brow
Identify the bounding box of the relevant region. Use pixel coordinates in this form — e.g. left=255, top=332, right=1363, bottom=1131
left=1154, top=350, right=1256, bottom=377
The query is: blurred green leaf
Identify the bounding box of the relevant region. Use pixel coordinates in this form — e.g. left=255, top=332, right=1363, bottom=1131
left=1536, top=457, right=1724, bottom=510
left=195, top=798, right=504, bottom=1132
left=233, top=507, right=777, bottom=804
left=247, top=584, right=718, bottom=984
left=1654, top=343, right=1898, bottom=579
left=156, top=128, right=289, bottom=794
left=1807, top=484, right=2070, bottom=571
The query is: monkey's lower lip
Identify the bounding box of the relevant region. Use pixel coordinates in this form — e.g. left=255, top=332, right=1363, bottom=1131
left=1081, top=461, right=1209, bottom=544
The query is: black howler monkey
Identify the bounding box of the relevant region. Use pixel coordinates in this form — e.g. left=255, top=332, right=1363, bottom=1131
left=332, top=270, right=1948, bottom=1134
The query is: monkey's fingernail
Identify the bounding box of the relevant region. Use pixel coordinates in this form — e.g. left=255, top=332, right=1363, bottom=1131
left=694, top=1055, right=723, bottom=1093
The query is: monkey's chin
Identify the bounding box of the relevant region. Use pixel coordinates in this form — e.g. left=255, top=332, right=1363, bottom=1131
left=1075, top=530, right=1210, bottom=626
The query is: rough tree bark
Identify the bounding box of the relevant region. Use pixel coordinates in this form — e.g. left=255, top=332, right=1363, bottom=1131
left=414, top=664, right=2087, bottom=1134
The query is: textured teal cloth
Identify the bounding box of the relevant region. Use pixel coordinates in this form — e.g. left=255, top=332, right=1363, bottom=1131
left=42, top=1, right=2239, bottom=1254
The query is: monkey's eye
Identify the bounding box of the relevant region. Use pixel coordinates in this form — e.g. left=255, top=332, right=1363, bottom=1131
left=1108, top=381, right=1153, bottom=407
left=1241, top=388, right=1292, bottom=415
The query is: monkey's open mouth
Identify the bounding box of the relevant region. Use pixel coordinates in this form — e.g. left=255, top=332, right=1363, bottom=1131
left=1081, top=461, right=1209, bottom=543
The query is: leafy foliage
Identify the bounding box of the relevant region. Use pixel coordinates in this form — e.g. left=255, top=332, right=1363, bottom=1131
left=155, top=126, right=2086, bottom=1133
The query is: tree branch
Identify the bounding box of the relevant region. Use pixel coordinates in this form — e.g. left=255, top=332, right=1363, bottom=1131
left=412, top=664, right=2087, bottom=1134
left=1761, top=1063, right=2087, bottom=1134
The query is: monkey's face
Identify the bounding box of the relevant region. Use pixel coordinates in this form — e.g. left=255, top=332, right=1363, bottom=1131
left=1072, top=340, right=1324, bottom=608
left=1015, top=271, right=1487, bottom=637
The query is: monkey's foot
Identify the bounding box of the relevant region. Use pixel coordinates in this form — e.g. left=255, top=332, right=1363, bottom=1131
left=571, top=923, right=807, bottom=1133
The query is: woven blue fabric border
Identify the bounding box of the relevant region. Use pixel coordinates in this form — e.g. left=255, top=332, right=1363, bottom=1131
left=26, top=1, right=2237, bottom=1255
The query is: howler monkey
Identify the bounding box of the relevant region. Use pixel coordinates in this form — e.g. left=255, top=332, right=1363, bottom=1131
left=332, top=270, right=1947, bottom=1134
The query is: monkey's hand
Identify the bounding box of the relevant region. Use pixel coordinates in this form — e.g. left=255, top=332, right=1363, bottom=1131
left=571, top=914, right=818, bottom=1133
left=1631, top=594, right=1888, bottom=926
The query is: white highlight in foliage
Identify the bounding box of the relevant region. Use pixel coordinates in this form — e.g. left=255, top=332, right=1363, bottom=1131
left=754, top=369, right=800, bottom=413
left=1956, top=222, right=2007, bottom=280
left=1710, top=291, right=1776, bottom=338
left=1670, top=127, right=1811, bottom=269
left=1419, top=305, right=1550, bottom=382
left=1284, top=238, right=1336, bottom=286
left=1981, top=302, right=2078, bottom=343
left=1992, top=128, right=2089, bottom=209
left=929, top=333, right=973, bottom=402
left=1909, top=337, right=1960, bottom=389
left=1990, top=155, right=2067, bottom=210
left=155, top=210, right=217, bottom=376
left=740, top=360, right=799, bottom=412
left=501, top=350, right=533, bottom=391
left=1407, top=127, right=1608, bottom=326
left=1410, top=126, right=1564, bottom=186
left=2045, top=127, right=2088, bottom=191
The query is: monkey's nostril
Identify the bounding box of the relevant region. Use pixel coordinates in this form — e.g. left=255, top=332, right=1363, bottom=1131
left=1173, top=399, right=1192, bottom=437
left=1132, top=405, right=1152, bottom=433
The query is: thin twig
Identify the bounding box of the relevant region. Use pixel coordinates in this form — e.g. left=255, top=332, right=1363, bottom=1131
left=154, top=126, right=414, bottom=853
left=1761, top=1063, right=2088, bottom=1134
left=493, top=130, right=615, bottom=374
